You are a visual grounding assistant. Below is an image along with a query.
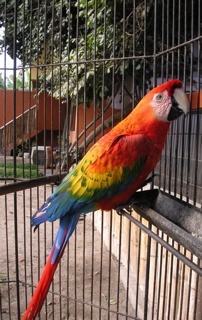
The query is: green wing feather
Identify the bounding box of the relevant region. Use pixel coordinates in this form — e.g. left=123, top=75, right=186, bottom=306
left=33, top=132, right=155, bottom=224
left=61, top=133, right=152, bottom=205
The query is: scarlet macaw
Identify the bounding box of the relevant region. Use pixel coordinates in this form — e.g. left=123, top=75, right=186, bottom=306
left=22, top=79, right=189, bottom=319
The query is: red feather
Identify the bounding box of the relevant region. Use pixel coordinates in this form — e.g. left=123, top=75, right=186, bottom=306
left=22, top=79, right=187, bottom=319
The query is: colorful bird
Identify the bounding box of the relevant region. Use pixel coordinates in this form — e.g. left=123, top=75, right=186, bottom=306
left=22, top=79, right=189, bottom=319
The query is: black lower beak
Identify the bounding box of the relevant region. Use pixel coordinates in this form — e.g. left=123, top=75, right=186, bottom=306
left=167, top=95, right=184, bottom=121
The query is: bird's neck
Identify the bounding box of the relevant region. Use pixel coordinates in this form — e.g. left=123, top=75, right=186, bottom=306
left=112, top=107, right=171, bottom=145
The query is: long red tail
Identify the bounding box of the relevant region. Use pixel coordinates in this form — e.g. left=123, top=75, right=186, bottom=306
left=22, top=214, right=79, bottom=319
left=22, top=250, right=60, bottom=319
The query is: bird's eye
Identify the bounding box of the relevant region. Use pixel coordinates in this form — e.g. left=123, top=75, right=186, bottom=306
left=155, top=93, right=163, bottom=101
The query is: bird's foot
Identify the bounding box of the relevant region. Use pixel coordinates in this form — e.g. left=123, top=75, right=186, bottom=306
left=116, top=201, right=133, bottom=216
left=115, top=189, right=159, bottom=215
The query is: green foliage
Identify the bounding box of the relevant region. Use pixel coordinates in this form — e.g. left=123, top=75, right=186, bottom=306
left=0, top=272, right=6, bottom=282
left=16, top=139, right=36, bottom=156
left=44, top=0, right=155, bottom=105
left=0, top=73, right=4, bottom=89
left=6, top=69, right=32, bottom=90
left=0, top=162, right=44, bottom=179
left=0, top=0, right=200, bottom=104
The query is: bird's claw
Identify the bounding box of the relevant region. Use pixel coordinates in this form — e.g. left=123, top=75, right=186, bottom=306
left=116, top=204, right=132, bottom=215
left=115, top=189, right=159, bottom=215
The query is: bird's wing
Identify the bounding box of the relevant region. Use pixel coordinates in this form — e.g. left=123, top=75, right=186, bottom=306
left=32, top=134, right=153, bottom=226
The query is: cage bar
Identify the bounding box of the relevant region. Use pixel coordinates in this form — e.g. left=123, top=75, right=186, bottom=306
left=0, top=1, right=201, bottom=320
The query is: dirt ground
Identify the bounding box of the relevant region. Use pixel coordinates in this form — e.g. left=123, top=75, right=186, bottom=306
left=0, top=179, right=136, bottom=320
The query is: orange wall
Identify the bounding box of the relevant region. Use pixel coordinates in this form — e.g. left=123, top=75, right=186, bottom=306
left=37, top=92, right=66, bottom=132
left=0, top=90, right=37, bottom=127
left=187, top=91, right=202, bottom=110
left=69, top=100, right=120, bottom=151
left=0, top=89, right=66, bottom=131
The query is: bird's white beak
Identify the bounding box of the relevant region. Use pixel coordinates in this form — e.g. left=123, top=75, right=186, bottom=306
left=173, top=88, right=189, bottom=115
left=167, top=88, right=189, bottom=121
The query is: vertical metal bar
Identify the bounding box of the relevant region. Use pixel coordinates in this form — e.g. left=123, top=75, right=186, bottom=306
left=153, top=0, right=157, bottom=86
left=195, top=260, right=202, bottom=320
left=177, top=0, right=181, bottom=80
left=179, top=255, right=186, bottom=319
left=171, top=0, right=175, bottom=79
left=111, top=0, right=116, bottom=130
left=132, top=0, right=136, bottom=107
left=173, top=243, right=180, bottom=320
left=157, top=0, right=165, bottom=192
left=151, top=231, right=159, bottom=320
left=19, top=0, right=25, bottom=177
left=186, top=255, right=193, bottom=319
left=186, top=0, right=194, bottom=205
left=166, top=238, right=174, bottom=320
left=160, top=0, right=165, bottom=82
left=82, top=214, right=86, bottom=319
left=92, top=0, right=97, bottom=146
left=142, top=0, right=147, bottom=93
left=2, top=1, right=12, bottom=316
left=90, top=211, right=95, bottom=320
left=74, top=228, right=77, bottom=319
left=163, top=0, right=171, bottom=192
left=99, top=4, right=107, bottom=316
left=116, top=214, right=122, bottom=320
left=82, top=2, right=88, bottom=318
left=165, top=0, right=169, bottom=80
left=74, top=2, right=80, bottom=318
left=3, top=3, right=7, bottom=179
left=180, top=0, right=187, bottom=201
left=50, top=0, right=55, bottom=178
left=156, top=233, right=164, bottom=320
left=107, top=212, right=113, bottom=320
left=193, top=0, right=201, bottom=206
left=0, top=289, right=2, bottom=320
left=50, top=2, right=55, bottom=317
left=90, top=0, right=97, bottom=317
left=98, top=212, right=103, bottom=320
left=101, top=0, right=107, bottom=136
left=22, top=187, right=28, bottom=308
left=35, top=8, right=40, bottom=298
left=12, top=0, right=20, bottom=318
left=135, top=216, right=141, bottom=318
left=168, top=5, right=174, bottom=194
left=172, top=0, right=181, bottom=198
left=4, top=194, right=11, bottom=317
left=143, top=224, right=151, bottom=320
left=125, top=218, right=131, bottom=318
left=168, top=0, right=176, bottom=197
left=66, top=1, right=71, bottom=174
left=43, top=3, right=48, bottom=318
left=83, top=0, right=88, bottom=156
left=65, top=3, right=71, bottom=316
left=163, top=239, right=171, bottom=319
left=58, top=2, right=63, bottom=318
left=121, top=0, right=125, bottom=121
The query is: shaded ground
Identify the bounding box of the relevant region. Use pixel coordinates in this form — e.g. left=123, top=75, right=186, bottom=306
left=0, top=176, right=136, bottom=319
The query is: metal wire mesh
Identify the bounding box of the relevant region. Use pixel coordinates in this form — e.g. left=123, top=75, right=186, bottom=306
left=0, top=1, right=201, bottom=319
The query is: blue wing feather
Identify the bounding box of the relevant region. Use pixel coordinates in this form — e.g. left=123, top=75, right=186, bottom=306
left=51, top=214, right=80, bottom=264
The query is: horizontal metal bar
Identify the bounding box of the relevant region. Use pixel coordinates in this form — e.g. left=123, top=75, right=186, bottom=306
left=122, top=209, right=202, bottom=277
left=19, top=281, right=140, bottom=320
left=132, top=201, right=202, bottom=260
left=155, top=35, right=202, bottom=57
left=0, top=173, right=67, bottom=196
left=1, top=34, right=199, bottom=73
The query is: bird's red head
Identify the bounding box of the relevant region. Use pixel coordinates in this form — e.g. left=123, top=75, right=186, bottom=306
left=134, top=79, right=189, bottom=123
left=152, top=79, right=182, bottom=96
